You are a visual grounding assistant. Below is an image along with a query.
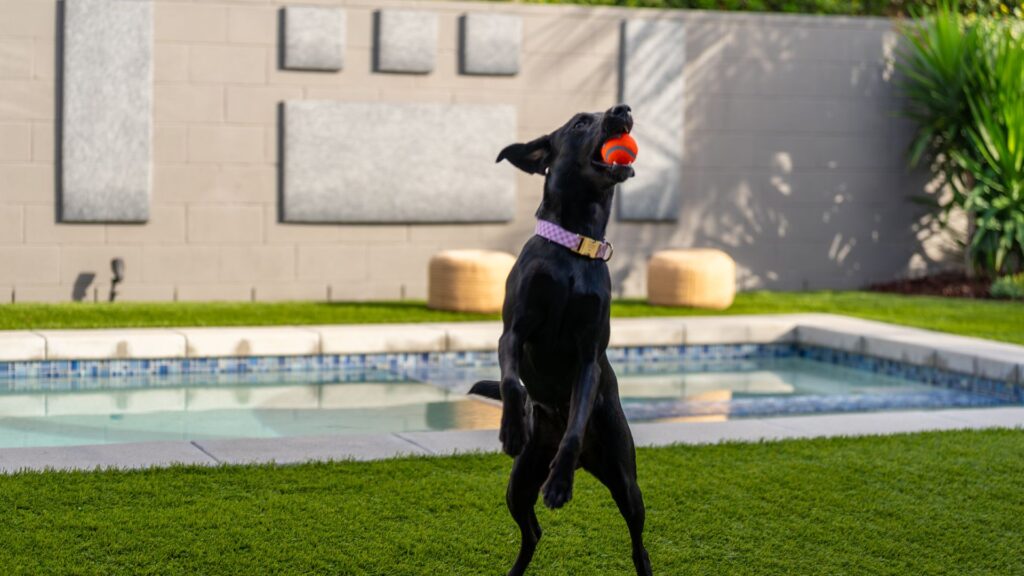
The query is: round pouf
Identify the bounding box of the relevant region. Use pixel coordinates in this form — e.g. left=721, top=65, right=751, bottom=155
left=428, top=250, right=516, bottom=313
left=647, top=249, right=736, bottom=310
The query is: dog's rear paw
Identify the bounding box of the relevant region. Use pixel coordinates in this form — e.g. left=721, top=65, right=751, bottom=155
left=499, top=421, right=528, bottom=456
left=542, top=473, right=573, bottom=509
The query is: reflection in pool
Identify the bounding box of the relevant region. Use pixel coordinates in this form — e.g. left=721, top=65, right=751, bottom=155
left=0, top=375, right=501, bottom=448
left=0, top=353, right=1011, bottom=448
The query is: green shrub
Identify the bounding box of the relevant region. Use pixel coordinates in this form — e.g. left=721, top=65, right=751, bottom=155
left=991, top=272, right=1024, bottom=298
left=898, top=3, right=1024, bottom=274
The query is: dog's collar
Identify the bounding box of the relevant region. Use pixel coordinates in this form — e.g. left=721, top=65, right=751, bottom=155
left=534, top=220, right=614, bottom=261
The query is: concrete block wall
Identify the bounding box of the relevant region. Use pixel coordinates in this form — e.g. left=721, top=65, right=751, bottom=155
left=0, top=0, right=954, bottom=302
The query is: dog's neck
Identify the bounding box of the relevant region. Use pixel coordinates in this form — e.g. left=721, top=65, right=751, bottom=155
left=535, top=176, right=613, bottom=240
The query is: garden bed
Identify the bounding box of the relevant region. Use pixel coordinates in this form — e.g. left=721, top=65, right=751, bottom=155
left=869, top=272, right=993, bottom=299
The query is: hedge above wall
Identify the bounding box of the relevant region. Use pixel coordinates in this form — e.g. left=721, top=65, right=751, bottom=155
left=514, top=0, right=1024, bottom=18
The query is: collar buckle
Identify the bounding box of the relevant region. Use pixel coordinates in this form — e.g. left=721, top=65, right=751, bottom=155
left=576, top=236, right=603, bottom=259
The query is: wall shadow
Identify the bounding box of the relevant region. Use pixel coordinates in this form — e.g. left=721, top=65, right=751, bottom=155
left=71, top=272, right=95, bottom=302
left=606, top=17, right=957, bottom=296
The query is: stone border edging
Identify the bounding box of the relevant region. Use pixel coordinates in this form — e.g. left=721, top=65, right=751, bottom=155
left=2, top=406, right=1021, bottom=474
left=1, top=314, right=1021, bottom=384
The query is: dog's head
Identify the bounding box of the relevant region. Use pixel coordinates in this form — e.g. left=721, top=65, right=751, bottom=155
left=496, top=104, right=635, bottom=187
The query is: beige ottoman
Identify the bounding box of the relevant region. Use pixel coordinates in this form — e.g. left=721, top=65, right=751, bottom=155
left=428, top=250, right=516, bottom=313
left=647, top=249, right=736, bottom=310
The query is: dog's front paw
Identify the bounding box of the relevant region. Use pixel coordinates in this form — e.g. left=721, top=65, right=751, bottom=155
left=499, top=415, right=528, bottom=456
left=499, top=383, right=529, bottom=456
left=542, top=469, right=574, bottom=509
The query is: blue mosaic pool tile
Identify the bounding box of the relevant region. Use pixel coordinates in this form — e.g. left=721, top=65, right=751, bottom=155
left=607, top=343, right=796, bottom=365
left=795, top=346, right=1024, bottom=403
left=0, top=343, right=1019, bottom=406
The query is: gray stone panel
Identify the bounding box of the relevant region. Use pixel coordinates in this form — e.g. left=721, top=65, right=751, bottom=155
left=283, top=6, right=345, bottom=71
left=283, top=101, right=516, bottom=223
left=461, top=13, right=521, bottom=76
left=61, top=0, right=152, bottom=223
left=618, top=19, right=685, bottom=222
left=194, top=433, right=427, bottom=464
left=630, top=420, right=798, bottom=447
left=396, top=429, right=501, bottom=456
left=375, top=10, right=437, bottom=74
left=0, top=441, right=214, bottom=473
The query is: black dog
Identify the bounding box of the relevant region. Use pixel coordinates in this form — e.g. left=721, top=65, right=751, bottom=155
left=469, top=104, right=652, bottom=576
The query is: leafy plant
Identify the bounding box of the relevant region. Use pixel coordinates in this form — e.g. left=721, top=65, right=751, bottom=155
left=898, top=3, right=1024, bottom=274
left=991, top=272, right=1024, bottom=298
left=898, top=4, right=979, bottom=228
left=516, top=0, right=1024, bottom=18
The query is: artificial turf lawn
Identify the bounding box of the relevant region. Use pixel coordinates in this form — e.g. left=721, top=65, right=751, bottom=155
left=0, top=429, right=1021, bottom=575
left=1, top=291, right=1022, bottom=345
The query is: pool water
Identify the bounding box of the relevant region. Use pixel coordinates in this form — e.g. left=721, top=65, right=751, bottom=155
left=0, top=369, right=502, bottom=449
left=0, top=353, right=1013, bottom=449
left=614, top=357, right=1003, bottom=421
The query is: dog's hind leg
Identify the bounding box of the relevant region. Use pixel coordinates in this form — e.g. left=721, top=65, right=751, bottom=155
left=505, top=431, right=556, bottom=576
left=582, top=369, right=652, bottom=575
left=583, top=437, right=652, bottom=574
left=602, top=463, right=651, bottom=576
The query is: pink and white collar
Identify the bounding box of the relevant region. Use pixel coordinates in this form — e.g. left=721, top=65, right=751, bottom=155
left=534, top=220, right=614, bottom=261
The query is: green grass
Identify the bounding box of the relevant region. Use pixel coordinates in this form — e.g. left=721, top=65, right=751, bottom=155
left=2, top=291, right=1023, bottom=345
left=0, top=300, right=498, bottom=330
left=0, top=429, right=1021, bottom=574
left=613, top=291, right=1024, bottom=344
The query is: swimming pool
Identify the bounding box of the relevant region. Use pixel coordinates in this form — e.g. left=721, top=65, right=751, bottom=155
left=0, top=344, right=1017, bottom=449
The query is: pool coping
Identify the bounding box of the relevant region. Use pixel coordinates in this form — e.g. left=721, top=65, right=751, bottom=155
left=1, top=406, right=1022, bottom=473
left=1, top=314, right=1022, bottom=472
left=2, top=314, right=1021, bottom=385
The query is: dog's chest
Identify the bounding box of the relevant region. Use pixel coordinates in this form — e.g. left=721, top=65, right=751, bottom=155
left=563, top=257, right=610, bottom=296
left=535, top=262, right=611, bottom=351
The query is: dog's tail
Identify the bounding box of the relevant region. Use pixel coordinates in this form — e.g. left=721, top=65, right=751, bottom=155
left=468, top=380, right=502, bottom=401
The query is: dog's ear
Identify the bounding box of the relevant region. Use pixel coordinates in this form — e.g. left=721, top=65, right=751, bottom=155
left=496, top=135, right=552, bottom=175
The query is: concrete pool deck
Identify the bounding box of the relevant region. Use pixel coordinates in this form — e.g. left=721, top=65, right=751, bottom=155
left=1, top=406, right=1022, bottom=473
left=0, top=313, right=1022, bottom=473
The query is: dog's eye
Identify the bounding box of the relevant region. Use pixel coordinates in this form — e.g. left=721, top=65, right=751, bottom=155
left=573, top=119, right=590, bottom=130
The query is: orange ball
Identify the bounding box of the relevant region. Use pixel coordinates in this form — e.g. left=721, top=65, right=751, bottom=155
left=601, top=133, right=638, bottom=165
